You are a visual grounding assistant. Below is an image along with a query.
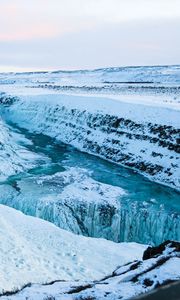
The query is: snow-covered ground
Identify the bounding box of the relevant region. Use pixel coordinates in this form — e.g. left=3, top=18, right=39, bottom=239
left=0, top=204, right=146, bottom=295
left=0, top=64, right=178, bottom=108
left=5, top=252, right=179, bottom=300
left=0, top=207, right=179, bottom=300
left=0, top=64, right=180, bottom=109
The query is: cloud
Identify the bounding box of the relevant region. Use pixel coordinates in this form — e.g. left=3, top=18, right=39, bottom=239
left=0, top=18, right=179, bottom=71
left=0, top=0, right=179, bottom=70
left=1, top=0, right=180, bottom=41
left=0, top=0, right=99, bottom=42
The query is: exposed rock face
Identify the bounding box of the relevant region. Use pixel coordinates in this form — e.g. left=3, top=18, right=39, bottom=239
left=1, top=241, right=179, bottom=300
left=143, top=240, right=180, bottom=260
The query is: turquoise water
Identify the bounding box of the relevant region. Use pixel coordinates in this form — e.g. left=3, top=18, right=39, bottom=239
left=0, top=123, right=180, bottom=245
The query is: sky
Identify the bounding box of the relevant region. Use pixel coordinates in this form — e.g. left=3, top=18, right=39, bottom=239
left=0, top=0, right=180, bottom=72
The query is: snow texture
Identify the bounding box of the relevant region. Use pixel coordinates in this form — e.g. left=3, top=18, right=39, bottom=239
left=0, top=204, right=145, bottom=295
left=0, top=235, right=179, bottom=299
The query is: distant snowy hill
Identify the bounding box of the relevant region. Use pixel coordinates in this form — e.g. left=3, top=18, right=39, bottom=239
left=0, top=65, right=180, bottom=86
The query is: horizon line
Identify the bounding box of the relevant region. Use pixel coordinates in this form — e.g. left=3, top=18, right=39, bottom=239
left=0, top=63, right=180, bottom=74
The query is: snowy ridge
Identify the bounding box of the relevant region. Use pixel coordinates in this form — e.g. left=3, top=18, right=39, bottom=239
left=0, top=65, right=180, bottom=86
left=0, top=204, right=145, bottom=295
left=3, top=93, right=180, bottom=190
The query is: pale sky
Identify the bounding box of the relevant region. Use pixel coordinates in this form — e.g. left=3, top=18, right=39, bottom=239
left=0, top=0, right=180, bottom=71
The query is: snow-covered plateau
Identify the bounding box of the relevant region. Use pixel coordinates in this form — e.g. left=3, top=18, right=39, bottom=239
left=0, top=65, right=179, bottom=299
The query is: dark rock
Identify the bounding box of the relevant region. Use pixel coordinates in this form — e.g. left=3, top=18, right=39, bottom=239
left=143, top=278, right=154, bottom=287
left=143, top=240, right=180, bottom=260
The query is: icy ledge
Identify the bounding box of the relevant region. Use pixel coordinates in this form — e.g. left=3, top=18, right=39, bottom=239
left=3, top=93, right=180, bottom=190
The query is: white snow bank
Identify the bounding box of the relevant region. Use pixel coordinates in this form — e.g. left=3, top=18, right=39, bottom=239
left=1, top=241, right=179, bottom=300
left=0, top=204, right=146, bottom=294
